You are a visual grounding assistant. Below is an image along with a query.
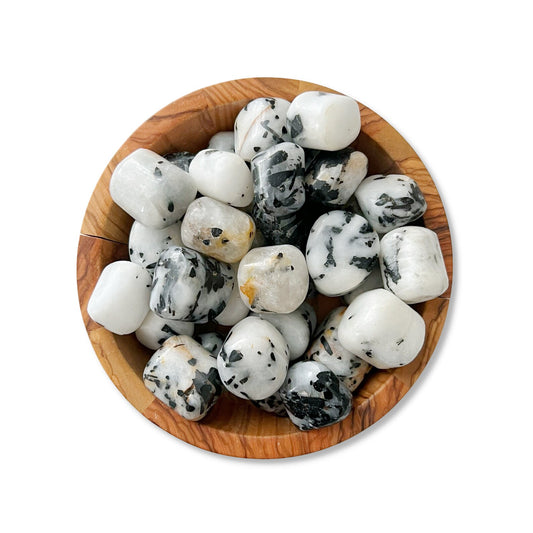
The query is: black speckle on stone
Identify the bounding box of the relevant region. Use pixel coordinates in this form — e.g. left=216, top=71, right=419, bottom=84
left=202, top=239, right=211, bottom=246
left=211, top=227, right=223, bottom=237
left=167, top=201, right=174, bottom=212
left=188, top=358, right=197, bottom=366
left=253, top=146, right=261, bottom=153
left=154, top=167, right=162, bottom=177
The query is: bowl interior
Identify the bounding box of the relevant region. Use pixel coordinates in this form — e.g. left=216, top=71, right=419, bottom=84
left=77, top=77, right=452, bottom=458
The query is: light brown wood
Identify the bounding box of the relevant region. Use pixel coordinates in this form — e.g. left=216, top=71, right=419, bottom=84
left=77, top=77, right=453, bottom=459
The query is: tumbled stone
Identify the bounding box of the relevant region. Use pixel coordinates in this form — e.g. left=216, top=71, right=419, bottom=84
left=238, top=245, right=309, bottom=313
left=135, top=310, right=194, bottom=350
left=286, top=91, right=361, bottom=151
left=143, top=335, right=222, bottom=421
left=163, top=151, right=195, bottom=172
left=217, top=316, right=290, bottom=401
left=150, top=246, right=234, bottom=323
left=234, top=97, right=291, bottom=161
left=251, top=142, right=306, bottom=216
left=252, top=205, right=307, bottom=249
left=208, top=131, right=235, bottom=152
left=87, top=261, right=151, bottom=335
left=110, top=148, right=196, bottom=229
left=343, top=265, right=383, bottom=304
left=251, top=303, right=312, bottom=361
left=279, top=360, right=352, bottom=430
left=181, top=197, right=255, bottom=263
left=188, top=149, right=253, bottom=207
left=338, top=288, right=426, bottom=369
left=129, top=219, right=184, bottom=273
left=196, top=332, right=225, bottom=357
left=304, top=307, right=370, bottom=392
left=306, top=210, right=380, bottom=296
left=251, top=392, right=288, bottom=417
left=380, top=226, right=448, bottom=304
left=355, top=174, right=427, bottom=233
left=296, top=301, right=317, bottom=337
left=305, top=148, right=368, bottom=206
left=213, top=264, right=250, bottom=326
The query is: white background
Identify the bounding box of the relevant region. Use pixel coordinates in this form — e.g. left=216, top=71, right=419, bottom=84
left=1, top=1, right=532, bottom=531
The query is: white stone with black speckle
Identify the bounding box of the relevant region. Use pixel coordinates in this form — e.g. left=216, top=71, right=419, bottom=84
left=251, top=142, right=306, bottom=216
left=217, top=316, right=290, bottom=401
left=306, top=210, right=380, bottom=297
left=234, top=97, right=291, bottom=161
left=338, top=288, right=426, bottom=369
left=286, top=91, right=361, bottom=151
left=305, top=148, right=368, bottom=206
left=355, top=174, right=427, bottom=233
left=296, top=301, right=317, bottom=337
left=181, top=197, right=255, bottom=263
left=251, top=305, right=312, bottom=361
left=251, top=391, right=288, bottom=417
left=87, top=261, right=151, bottom=335
left=195, top=332, right=225, bottom=358
left=135, top=310, right=194, bottom=350
left=188, top=149, right=253, bottom=207
left=208, top=131, right=235, bottom=152
left=343, top=265, right=383, bottom=304
left=143, top=335, right=222, bottom=421
left=279, top=360, right=352, bottom=431
left=304, top=307, right=370, bottom=392
left=238, top=245, right=309, bottom=313
left=110, top=148, right=197, bottom=229
left=213, top=264, right=250, bottom=326
left=379, top=226, right=448, bottom=304
left=129, top=220, right=184, bottom=273
left=150, top=246, right=234, bottom=323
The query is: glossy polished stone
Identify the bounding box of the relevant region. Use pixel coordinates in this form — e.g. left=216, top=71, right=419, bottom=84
left=143, top=335, right=222, bottom=421
left=380, top=226, right=448, bottom=304
left=213, top=264, right=250, bottom=326
left=251, top=304, right=312, bottom=361
left=279, top=360, right=352, bottom=430
left=208, top=131, right=235, bottom=152
left=355, top=174, right=427, bottom=233
left=305, top=148, right=368, bottom=206
left=251, top=392, right=287, bottom=417
left=338, top=288, right=426, bottom=369
left=306, top=210, right=380, bottom=296
left=110, top=148, right=196, bottom=229
left=150, top=246, right=234, bottom=323
left=234, top=97, right=291, bottom=161
left=181, top=197, right=255, bottom=263
left=286, top=91, right=361, bottom=151
left=135, top=310, right=194, bottom=350
left=217, top=316, right=290, bottom=401
left=188, top=149, right=253, bottom=207
left=251, top=142, right=306, bottom=216
left=343, top=265, right=383, bottom=304
left=238, top=245, right=309, bottom=313
left=305, top=307, right=370, bottom=392
left=87, top=260, right=151, bottom=335
left=129, top=220, right=184, bottom=273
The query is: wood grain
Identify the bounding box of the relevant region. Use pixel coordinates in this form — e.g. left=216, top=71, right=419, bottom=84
left=77, top=77, right=453, bottom=459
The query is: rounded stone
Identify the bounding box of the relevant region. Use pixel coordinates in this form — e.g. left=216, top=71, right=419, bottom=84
left=150, top=246, right=234, bottom=323
left=87, top=260, right=151, bottom=335
left=188, top=149, right=253, bottom=207
left=337, top=288, right=426, bottom=369
left=279, top=360, right=352, bottom=430
left=217, top=316, right=290, bottom=401
left=237, top=245, right=309, bottom=313
left=143, top=335, right=222, bottom=421
left=181, top=197, right=256, bottom=263
left=306, top=210, right=380, bottom=296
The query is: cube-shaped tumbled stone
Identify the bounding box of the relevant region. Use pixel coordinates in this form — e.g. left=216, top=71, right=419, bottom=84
left=110, top=148, right=196, bottom=228
left=87, top=260, right=151, bottom=334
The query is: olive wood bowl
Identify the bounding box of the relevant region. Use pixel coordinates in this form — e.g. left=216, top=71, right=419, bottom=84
left=77, top=77, right=453, bottom=459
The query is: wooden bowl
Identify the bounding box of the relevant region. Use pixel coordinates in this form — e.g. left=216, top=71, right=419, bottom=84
left=77, top=77, right=453, bottom=459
